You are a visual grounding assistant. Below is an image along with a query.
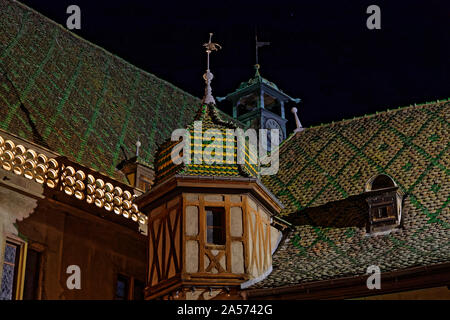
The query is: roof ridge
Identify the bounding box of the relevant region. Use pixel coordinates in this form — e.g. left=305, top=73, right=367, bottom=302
left=305, top=98, right=449, bottom=131
left=11, top=0, right=199, bottom=101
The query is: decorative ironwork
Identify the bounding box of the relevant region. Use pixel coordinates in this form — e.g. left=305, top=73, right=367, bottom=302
left=202, top=33, right=221, bottom=105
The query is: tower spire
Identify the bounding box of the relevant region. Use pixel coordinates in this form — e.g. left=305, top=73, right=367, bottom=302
left=202, top=33, right=221, bottom=105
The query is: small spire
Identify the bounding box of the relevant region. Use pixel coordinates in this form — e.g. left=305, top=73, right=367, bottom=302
left=291, top=107, right=304, bottom=132
left=202, top=33, right=221, bottom=105
left=136, top=139, right=141, bottom=157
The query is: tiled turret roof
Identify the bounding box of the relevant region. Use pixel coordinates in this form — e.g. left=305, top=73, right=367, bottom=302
left=154, top=104, right=258, bottom=184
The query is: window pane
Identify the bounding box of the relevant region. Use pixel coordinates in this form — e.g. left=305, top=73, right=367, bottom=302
left=133, top=280, right=145, bottom=300
left=4, top=244, right=16, bottom=264
left=23, top=249, right=41, bottom=300
left=212, top=212, right=222, bottom=226
left=387, top=205, right=394, bottom=217
left=378, top=207, right=388, bottom=218
left=212, top=228, right=224, bottom=244
left=207, top=228, right=214, bottom=244
left=206, top=210, right=214, bottom=226
left=115, top=275, right=129, bottom=300
left=0, top=264, right=15, bottom=300
left=206, top=208, right=224, bottom=228
left=205, top=207, right=225, bottom=245
left=1, top=242, right=20, bottom=301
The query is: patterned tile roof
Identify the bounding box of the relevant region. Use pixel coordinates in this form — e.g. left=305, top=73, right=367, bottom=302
left=154, top=104, right=258, bottom=184
left=252, top=100, right=450, bottom=288
left=0, top=0, right=201, bottom=183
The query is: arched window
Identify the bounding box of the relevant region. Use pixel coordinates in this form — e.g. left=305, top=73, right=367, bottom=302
left=365, top=174, right=396, bottom=192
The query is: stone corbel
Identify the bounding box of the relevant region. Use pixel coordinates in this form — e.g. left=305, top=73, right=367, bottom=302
left=0, top=170, right=44, bottom=235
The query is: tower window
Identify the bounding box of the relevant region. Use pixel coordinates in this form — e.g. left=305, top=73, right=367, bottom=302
left=206, top=207, right=225, bottom=245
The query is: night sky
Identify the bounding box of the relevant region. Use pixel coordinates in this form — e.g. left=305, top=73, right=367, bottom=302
left=20, top=0, right=449, bottom=131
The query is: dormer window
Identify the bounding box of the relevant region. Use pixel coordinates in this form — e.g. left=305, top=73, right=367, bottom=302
left=369, top=194, right=397, bottom=222
left=365, top=174, right=403, bottom=234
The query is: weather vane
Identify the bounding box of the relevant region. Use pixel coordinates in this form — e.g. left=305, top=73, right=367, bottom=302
left=255, top=28, right=270, bottom=69
left=202, top=33, right=221, bottom=105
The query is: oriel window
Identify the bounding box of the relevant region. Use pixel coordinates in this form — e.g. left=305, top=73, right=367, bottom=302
left=206, top=207, right=226, bottom=245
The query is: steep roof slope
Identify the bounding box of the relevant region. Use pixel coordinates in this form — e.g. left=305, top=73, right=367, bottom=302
left=253, top=100, right=449, bottom=287
left=0, top=0, right=201, bottom=181
left=263, top=100, right=449, bottom=218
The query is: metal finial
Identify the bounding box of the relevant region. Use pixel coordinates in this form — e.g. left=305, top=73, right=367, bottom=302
left=202, top=33, right=221, bottom=105
left=291, top=107, right=304, bottom=132
left=136, top=139, right=141, bottom=157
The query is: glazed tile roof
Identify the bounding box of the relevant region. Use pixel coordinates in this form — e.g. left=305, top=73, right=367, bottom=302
left=155, top=104, right=258, bottom=184
left=252, top=100, right=450, bottom=288
left=0, top=0, right=202, bottom=183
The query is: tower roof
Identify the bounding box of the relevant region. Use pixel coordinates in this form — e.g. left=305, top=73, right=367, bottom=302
left=154, top=104, right=258, bottom=185
left=217, top=65, right=301, bottom=104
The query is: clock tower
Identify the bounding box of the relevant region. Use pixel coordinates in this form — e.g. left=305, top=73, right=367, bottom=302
left=217, top=64, right=301, bottom=146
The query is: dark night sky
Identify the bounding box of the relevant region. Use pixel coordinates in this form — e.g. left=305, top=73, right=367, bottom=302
left=20, top=0, right=449, bottom=130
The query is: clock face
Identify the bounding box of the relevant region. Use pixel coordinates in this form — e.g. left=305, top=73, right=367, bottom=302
left=265, top=118, right=283, bottom=144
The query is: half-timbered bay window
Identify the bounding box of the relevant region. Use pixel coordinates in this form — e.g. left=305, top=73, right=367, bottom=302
left=365, top=174, right=403, bottom=234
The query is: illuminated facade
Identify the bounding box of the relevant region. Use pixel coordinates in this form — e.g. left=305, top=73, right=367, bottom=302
left=0, top=0, right=448, bottom=300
